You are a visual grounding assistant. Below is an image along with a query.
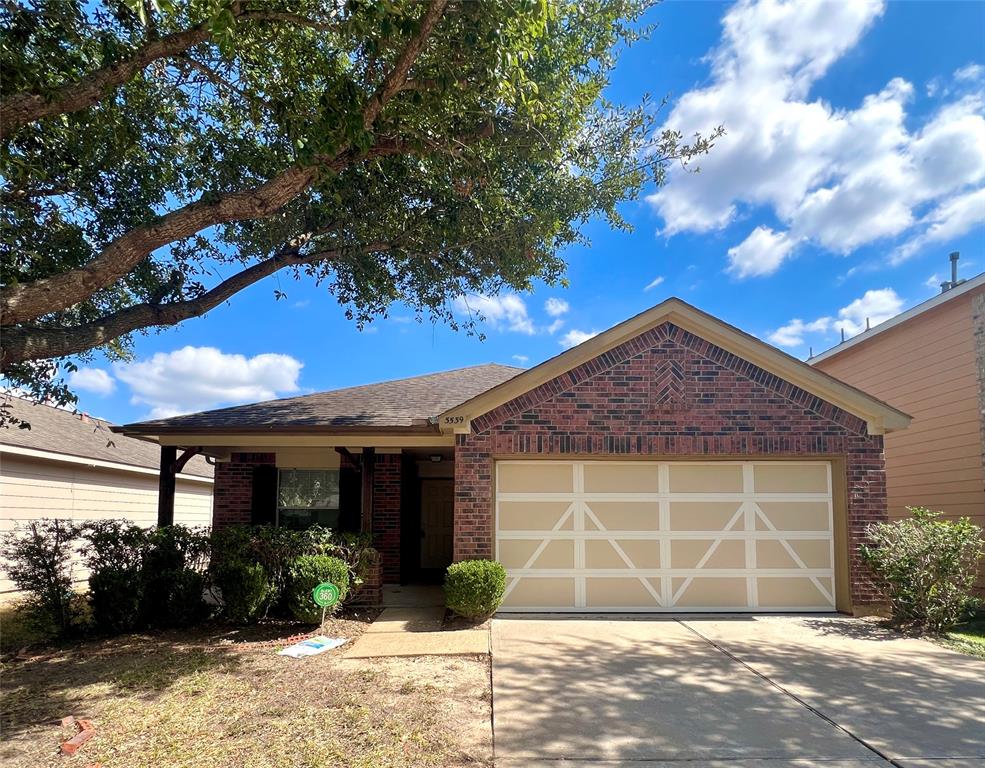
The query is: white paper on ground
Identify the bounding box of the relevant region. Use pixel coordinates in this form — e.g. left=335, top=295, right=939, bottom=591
left=277, top=635, right=348, bottom=658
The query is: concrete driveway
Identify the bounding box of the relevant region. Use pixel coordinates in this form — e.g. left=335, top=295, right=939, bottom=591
left=491, top=615, right=985, bottom=767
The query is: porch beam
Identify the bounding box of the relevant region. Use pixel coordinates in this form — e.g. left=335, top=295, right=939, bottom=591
left=360, top=447, right=375, bottom=534
left=157, top=445, right=177, bottom=527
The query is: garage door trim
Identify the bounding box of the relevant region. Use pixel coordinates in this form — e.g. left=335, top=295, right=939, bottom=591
left=495, top=460, right=836, bottom=613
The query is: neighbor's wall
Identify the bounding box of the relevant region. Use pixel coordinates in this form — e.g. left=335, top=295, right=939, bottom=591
left=455, top=321, right=888, bottom=608
left=0, top=453, right=213, bottom=594
left=815, top=287, right=985, bottom=591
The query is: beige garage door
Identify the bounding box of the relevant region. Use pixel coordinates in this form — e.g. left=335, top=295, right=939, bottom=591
left=495, top=460, right=835, bottom=612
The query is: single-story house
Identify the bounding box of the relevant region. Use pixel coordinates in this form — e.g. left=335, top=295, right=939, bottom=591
left=812, top=257, right=985, bottom=592
left=116, top=298, right=910, bottom=614
left=1, top=396, right=214, bottom=594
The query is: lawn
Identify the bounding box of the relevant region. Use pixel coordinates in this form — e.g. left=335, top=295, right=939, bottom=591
left=0, top=609, right=492, bottom=768
left=938, top=617, right=985, bottom=660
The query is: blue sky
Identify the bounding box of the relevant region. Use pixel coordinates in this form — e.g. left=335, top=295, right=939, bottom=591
left=68, top=0, right=985, bottom=424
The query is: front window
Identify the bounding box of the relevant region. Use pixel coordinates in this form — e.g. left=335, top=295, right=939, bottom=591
left=277, top=469, right=341, bottom=530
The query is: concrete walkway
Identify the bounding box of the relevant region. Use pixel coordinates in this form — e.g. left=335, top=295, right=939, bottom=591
left=491, top=615, right=985, bottom=767
left=343, top=605, right=489, bottom=658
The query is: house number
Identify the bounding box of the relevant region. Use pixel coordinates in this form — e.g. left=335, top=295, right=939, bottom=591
left=443, top=416, right=465, bottom=425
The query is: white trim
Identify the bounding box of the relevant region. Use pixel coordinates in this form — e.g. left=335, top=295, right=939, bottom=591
left=0, top=444, right=213, bottom=484
left=495, top=459, right=835, bottom=613
left=810, top=271, right=985, bottom=363
left=496, top=606, right=834, bottom=614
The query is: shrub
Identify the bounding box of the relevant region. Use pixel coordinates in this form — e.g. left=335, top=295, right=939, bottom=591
left=140, top=525, right=210, bottom=628
left=445, top=560, right=506, bottom=620
left=285, top=555, right=350, bottom=623
left=860, top=507, right=984, bottom=632
left=0, top=519, right=81, bottom=635
left=80, top=521, right=147, bottom=633
left=212, top=561, right=272, bottom=624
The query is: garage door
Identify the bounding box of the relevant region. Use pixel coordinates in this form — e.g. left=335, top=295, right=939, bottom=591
left=495, top=460, right=835, bottom=612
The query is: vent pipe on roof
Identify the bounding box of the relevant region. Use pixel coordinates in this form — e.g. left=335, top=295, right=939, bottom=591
left=940, top=251, right=965, bottom=293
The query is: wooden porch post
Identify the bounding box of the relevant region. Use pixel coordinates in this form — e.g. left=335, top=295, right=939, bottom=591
left=361, top=447, right=375, bottom=534
left=157, top=445, right=177, bottom=527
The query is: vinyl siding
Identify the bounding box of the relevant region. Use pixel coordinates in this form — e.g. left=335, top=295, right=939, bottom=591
left=0, top=454, right=213, bottom=594
left=814, top=287, right=985, bottom=590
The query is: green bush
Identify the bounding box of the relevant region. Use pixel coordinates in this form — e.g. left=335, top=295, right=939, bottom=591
left=444, top=560, right=506, bottom=620
left=285, top=555, right=350, bottom=623
left=860, top=507, right=984, bottom=632
left=140, top=526, right=210, bottom=628
left=0, top=519, right=82, bottom=636
left=213, top=561, right=272, bottom=624
left=80, top=521, right=147, bottom=633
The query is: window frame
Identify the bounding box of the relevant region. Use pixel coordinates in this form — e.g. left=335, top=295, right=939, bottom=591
left=274, top=467, right=342, bottom=529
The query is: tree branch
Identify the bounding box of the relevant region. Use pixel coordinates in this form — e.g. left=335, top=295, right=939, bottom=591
left=0, top=241, right=390, bottom=368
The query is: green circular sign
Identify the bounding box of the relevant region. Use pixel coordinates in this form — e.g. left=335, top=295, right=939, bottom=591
left=312, top=582, right=340, bottom=608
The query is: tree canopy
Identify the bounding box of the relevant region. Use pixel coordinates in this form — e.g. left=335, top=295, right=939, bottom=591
left=0, top=0, right=720, bottom=418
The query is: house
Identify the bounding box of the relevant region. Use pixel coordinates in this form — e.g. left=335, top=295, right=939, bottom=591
left=812, top=257, right=985, bottom=592
left=115, top=298, right=909, bottom=614
left=1, top=396, right=214, bottom=594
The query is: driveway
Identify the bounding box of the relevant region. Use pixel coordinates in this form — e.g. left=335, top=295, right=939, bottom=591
left=491, top=615, right=985, bottom=767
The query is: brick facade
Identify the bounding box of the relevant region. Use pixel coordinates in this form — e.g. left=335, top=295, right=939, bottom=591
left=454, top=321, right=888, bottom=608
left=371, top=453, right=403, bottom=582
left=213, top=452, right=276, bottom=525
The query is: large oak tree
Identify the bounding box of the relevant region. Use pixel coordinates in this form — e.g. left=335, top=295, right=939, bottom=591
left=0, top=0, right=719, bottom=417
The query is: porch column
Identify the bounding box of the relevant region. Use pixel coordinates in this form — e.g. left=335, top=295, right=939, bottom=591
left=157, top=445, right=177, bottom=527
left=360, top=447, right=375, bottom=533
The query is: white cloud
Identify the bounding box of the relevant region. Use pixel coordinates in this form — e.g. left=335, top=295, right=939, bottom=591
left=68, top=367, right=115, bottom=396
left=453, top=293, right=535, bottom=334
left=647, top=0, right=985, bottom=275
left=768, top=288, right=904, bottom=349
left=727, top=226, right=798, bottom=277
left=114, top=346, right=303, bottom=419
left=512, top=354, right=529, bottom=364
left=643, top=275, right=665, bottom=291
left=544, top=297, right=570, bottom=317
left=955, top=63, right=984, bottom=83
left=559, top=329, right=600, bottom=349
left=924, top=273, right=941, bottom=290
left=893, top=188, right=985, bottom=263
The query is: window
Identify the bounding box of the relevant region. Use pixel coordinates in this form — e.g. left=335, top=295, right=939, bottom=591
left=277, top=469, right=341, bottom=530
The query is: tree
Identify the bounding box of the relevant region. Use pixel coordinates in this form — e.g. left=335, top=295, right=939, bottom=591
left=0, top=0, right=720, bottom=418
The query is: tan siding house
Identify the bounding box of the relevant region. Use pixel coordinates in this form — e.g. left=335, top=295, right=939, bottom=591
left=1, top=398, right=214, bottom=595
left=812, top=271, right=985, bottom=590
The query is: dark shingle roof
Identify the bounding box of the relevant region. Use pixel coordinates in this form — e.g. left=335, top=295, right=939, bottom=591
left=1, top=396, right=214, bottom=478
left=118, top=363, right=524, bottom=433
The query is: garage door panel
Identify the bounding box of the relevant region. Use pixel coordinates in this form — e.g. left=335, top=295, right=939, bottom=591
left=496, top=460, right=835, bottom=613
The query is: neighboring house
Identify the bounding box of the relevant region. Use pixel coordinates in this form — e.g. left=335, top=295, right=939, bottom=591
left=812, top=263, right=985, bottom=592
left=1, top=396, right=214, bottom=594
left=117, top=298, right=909, bottom=614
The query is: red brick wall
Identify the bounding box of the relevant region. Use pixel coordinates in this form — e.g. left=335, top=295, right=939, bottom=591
left=213, top=453, right=276, bottom=526
left=454, top=321, right=887, bottom=608
left=372, top=453, right=402, bottom=582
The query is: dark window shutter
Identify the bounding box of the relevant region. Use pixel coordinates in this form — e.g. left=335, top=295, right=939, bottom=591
left=251, top=465, right=278, bottom=525
left=338, top=462, right=361, bottom=532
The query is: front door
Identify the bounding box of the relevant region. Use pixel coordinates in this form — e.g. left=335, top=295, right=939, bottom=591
left=420, top=478, right=455, bottom=570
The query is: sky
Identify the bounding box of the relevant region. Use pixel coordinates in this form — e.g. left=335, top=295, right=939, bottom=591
left=65, top=0, right=985, bottom=424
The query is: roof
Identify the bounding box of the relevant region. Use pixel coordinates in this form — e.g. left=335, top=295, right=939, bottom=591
left=0, top=396, right=214, bottom=478
left=440, top=297, right=911, bottom=435
left=116, top=363, right=524, bottom=435
left=809, top=271, right=985, bottom=364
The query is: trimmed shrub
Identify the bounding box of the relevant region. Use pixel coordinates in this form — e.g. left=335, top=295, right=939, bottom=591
left=140, top=526, right=210, bottom=628
left=213, top=561, right=272, bottom=624
left=860, top=507, right=984, bottom=632
left=445, top=560, right=506, bottom=620
left=285, top=555, right=350, bottom=623
left=80, top=521, right=147, bottom=633
left=0, top=519, right=81, bottom=636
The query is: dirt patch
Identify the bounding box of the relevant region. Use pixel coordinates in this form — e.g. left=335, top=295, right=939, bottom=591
left=0, top=612, right=491, bottom=768
left=441, top=611, right=491, bottom=632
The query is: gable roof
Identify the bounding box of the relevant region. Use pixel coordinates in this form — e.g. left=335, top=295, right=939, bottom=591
left=440, top=298, right=911, bottom=435
left=0, top=396, right=213, bottom=478
left=810, top=271, right=985, bottom=363
left=116, top=363, right=523, bottom=435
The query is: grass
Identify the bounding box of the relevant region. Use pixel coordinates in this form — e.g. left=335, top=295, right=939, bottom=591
left=938, top=617, right=985, bottom=660
left=0, top=608, right=492, bottom=768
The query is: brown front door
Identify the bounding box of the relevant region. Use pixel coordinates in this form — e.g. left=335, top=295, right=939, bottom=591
left=420, top=478, right=454, bottom=570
